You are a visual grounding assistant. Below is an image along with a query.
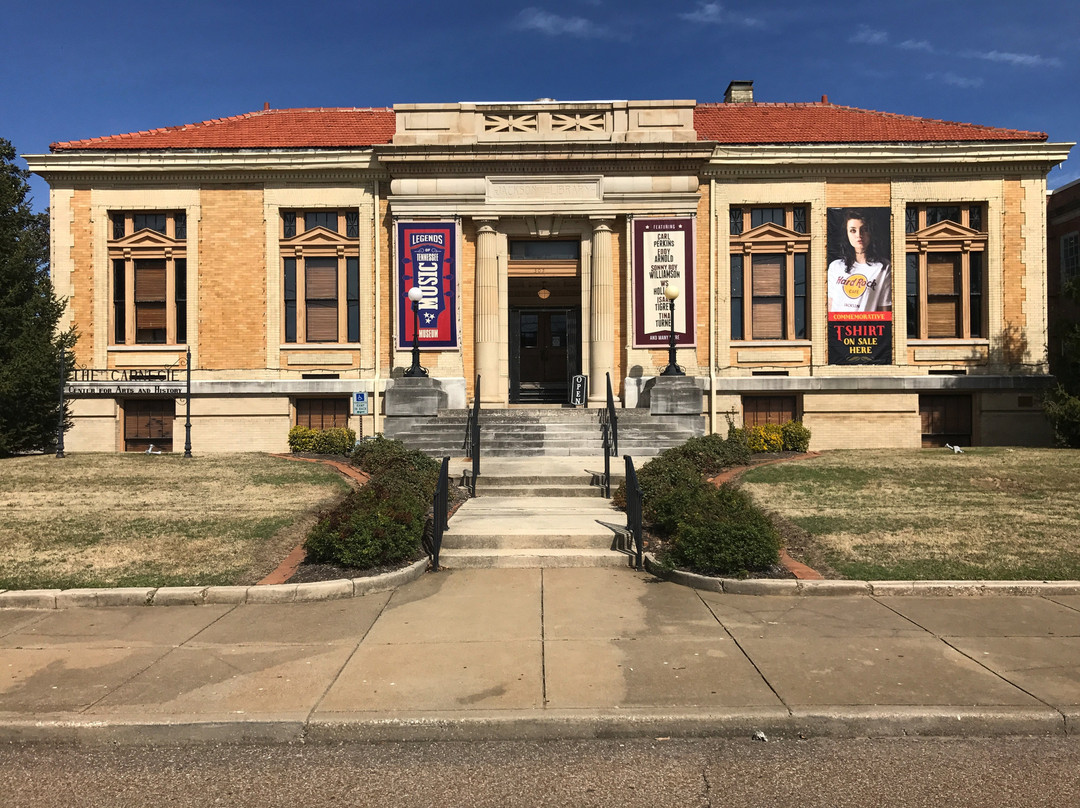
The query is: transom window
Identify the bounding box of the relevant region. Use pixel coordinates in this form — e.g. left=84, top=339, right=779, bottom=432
left=905, top=203, right=987, bottom=339
left=108, top=211, right=187, bottom=345
left=729, top=204, right=810, bottom=341
left=280, top=210, right=361, bottom=344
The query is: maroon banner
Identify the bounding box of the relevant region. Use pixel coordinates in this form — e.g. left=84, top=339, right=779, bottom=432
left=632, top=217, right=695, bottom=348
left=827, top=207, right=893, bottom=365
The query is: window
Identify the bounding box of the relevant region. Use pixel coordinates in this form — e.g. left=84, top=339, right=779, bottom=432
left=280, top=210, right=361, bottom=344
left=295, top=398, right=349, bottom=430
left=1063, top=232, right=1079, bottom=284
left=742, top=395, right=797, bottom=427
left=124, top=399, right=174, bottom=452
left=905, top=204, right=987, bottom=339
left=729, top=205, right=809, bottom=340
left=108, top=211, right=187, bottom=345
left=919, top=394, right=972, bottom=448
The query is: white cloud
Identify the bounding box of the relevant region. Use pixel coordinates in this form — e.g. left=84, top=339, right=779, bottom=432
left=849, top=25, right=888, bottom=45
left=899, top=39, right=934, bottom=53
left=926, top=72, right=984, bottom=90
left=964, top=50, right=1063, bottom=68
left=513, top=7, right=610, bottom=38
left=679, top=2, right=763, bottom=27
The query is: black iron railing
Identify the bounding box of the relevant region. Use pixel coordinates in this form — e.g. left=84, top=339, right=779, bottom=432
left=423, top=456, right=451, bottom=572
left=624, top=455, right=644, bottom=571
left=598, top=373, right=618, bottom=498
left=463, top=374, right=480, bottom=496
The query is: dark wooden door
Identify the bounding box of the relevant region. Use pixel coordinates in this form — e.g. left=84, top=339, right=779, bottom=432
left=124, top=399, right=174, bottom=452
left=511, top=308, right=577, bottom=403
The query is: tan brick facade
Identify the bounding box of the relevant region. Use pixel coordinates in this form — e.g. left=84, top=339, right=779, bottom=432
left=198, top=186, right=266, bottom=370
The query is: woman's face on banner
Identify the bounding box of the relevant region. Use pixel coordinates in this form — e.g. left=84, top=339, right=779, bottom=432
left=846, top=218, right=869, bottom=255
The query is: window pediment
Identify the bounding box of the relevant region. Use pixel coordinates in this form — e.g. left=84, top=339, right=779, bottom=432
left=282, top=226, right=358, bottom=248
left=732, top=222, right=810, bottom=252
left=111, top=229, right=182, bottom=250
left=908, top=220, right=982, bottom=241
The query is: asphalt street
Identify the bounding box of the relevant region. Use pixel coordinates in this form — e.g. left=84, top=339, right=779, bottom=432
left=2, top=737, right=1079, bottom=807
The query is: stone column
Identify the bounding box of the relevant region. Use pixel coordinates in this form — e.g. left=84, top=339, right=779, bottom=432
left=474, top=218, right=501, bottom=403
left=589, top=218, right=615, bottom=404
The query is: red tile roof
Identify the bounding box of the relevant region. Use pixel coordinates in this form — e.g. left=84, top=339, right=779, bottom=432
left=50, top=101, right=1046, bottom=151
left=694, top=102, right=1046, bottom=143
left=50, top=107, right=396, bottom=151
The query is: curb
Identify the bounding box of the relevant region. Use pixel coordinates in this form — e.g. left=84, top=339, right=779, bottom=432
left=0, top=557, right=430, bottom=610
left=0, top=706, right=1068, bottom=746
left=642, top=554, right=1080, bottom=597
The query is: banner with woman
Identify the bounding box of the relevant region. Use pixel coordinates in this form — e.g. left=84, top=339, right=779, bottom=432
left=827, top=207, right=892, bottom=365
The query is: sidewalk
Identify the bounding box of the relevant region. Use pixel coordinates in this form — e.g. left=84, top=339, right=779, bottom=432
left=2, top=567, right=1079, bottom=744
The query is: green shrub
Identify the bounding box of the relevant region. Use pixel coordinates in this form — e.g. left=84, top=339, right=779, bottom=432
left=781, top=420, right=812, bottom=453
left=304, top=435, right=442, bottom=569
left=745, top=424, right=784, bottom=453
left=1044, top=385, right=1080, bottom=448
left=288, top=425, right=357, bottom=455
left=665, top=432, right=752, bottom=475
left=664, top=484, right=780, bottom=575
left=304, top=487, right=425, bottom=568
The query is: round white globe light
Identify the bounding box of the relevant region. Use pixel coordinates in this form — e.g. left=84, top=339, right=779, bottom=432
left=663, top=283, right=680, bottom=301
left=407, top=286, right=423, bottom=303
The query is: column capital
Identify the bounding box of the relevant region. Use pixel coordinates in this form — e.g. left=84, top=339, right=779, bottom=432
left=474, top=217, right=499, bottom=231
left=589, top=216, right=615, bottom=232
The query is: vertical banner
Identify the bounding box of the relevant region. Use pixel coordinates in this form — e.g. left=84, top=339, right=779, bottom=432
left=632, top=217, right=695, bottom=348
left=396, top=221, right=458, bottom=350
left=827, top=208, right=893, bottom=364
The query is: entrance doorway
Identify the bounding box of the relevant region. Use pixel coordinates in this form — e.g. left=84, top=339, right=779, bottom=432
left=510, top=307, right=580, bottom=403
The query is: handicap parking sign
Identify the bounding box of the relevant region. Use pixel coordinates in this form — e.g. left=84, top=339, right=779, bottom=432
left=352, top=391, right=369, bottom=415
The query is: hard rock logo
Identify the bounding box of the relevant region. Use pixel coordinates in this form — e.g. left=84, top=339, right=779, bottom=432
left=839, top=274, right=868, bottom=299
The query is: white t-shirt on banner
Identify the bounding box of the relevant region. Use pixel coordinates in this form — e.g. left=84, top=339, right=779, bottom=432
left=827, top=260, right=892, bottom=313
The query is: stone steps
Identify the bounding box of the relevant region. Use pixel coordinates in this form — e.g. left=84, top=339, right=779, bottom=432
left=438, top=466, right=631, bottom=568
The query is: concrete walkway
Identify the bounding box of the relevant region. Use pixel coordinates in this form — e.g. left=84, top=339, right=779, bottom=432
left=3, top=567, right=1080, bottom=744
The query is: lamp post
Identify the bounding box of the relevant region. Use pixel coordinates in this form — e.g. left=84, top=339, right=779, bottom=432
left=660, top=283, right=684, bottom=376
left=404, top=286, right=428, bottom=377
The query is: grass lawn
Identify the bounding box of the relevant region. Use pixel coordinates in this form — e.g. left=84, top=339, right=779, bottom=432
left=0, top=453, right=350, bottom=590
left=740, top=448, right=1080, bottom=581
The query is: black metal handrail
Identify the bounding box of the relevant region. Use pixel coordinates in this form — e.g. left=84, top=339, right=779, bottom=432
left=425, top=456, right=451, bottom=572
left=598, top=373, right=618, bottom=497
left=463, top=374, right=480, bottom=496
left=624, top=455, right=644, bottom=571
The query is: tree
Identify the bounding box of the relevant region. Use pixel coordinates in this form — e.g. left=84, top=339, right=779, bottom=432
left=0, top=138, right=74, bottom=456
left=1045, top=277, right=1080, bottom=448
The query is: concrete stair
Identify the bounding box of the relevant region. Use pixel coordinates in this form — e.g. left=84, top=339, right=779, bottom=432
left=438, top=458, right=631, bottom=569
left=386, top=407, right=702, bottom=458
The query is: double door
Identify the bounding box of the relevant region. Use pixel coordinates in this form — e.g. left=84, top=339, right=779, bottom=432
left=509, top=307, right=580, bottom=403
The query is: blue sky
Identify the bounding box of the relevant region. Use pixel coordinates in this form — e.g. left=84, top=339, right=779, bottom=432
left=3, top=0, right=1077, bottom=213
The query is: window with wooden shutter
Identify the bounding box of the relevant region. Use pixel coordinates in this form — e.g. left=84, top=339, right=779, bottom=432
left=729, top=205, right=810, bottom=342
left=134, top=259, right=167, bottom=344
left=905, top=204, right=987, bottom=341
left=108, top=212, right=186, bottom=345
left=295, top=398, right=348, bottom=430
left=280, top=210, right=362, bottom=345
left=926, top=254, right=961, bottom=338
left=124, top=399, right=174, bottom=452
left=742, top=395, right=798, bottom=427
left=751, top=255, right=784, bottom=339
left=305, top=258, right=338, bottom=342
left=919, top=394, right=972, bottom=447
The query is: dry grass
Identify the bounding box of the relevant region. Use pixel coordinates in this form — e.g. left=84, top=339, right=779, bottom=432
left=0, top=453, right=350, bottom=589
left=740, top=448, right=1080, bottom=580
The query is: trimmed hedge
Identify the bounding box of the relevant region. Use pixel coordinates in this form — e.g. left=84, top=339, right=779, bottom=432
left=288, top=425, right=356, bottom=455
left=304, top=436, right=441, bottom=569
left=728, top=420, right=812, bottom=454
left=615, top=431, right=781, bottom=576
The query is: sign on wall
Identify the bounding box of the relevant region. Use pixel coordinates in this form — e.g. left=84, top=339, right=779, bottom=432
left=632, top=217, right=695, bottom=348
left=826, top=207, right=893, bottom=365
left=396, top=221, right=459, bottom=350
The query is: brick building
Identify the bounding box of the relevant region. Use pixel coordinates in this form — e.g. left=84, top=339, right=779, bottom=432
left=1048, top=178, right=1080, bottom=380
left=26, top=82, right=1072, bottom=452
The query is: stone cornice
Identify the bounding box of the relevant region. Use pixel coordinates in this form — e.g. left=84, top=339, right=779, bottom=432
left=702, top=142, right=1073, bottom=178
left=374, top=142, right=715, bottom=165
left=24, top=149, right=384, bottom=181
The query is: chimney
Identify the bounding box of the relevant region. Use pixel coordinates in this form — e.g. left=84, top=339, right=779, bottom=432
left=724, top=80, right=754, bottom=104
